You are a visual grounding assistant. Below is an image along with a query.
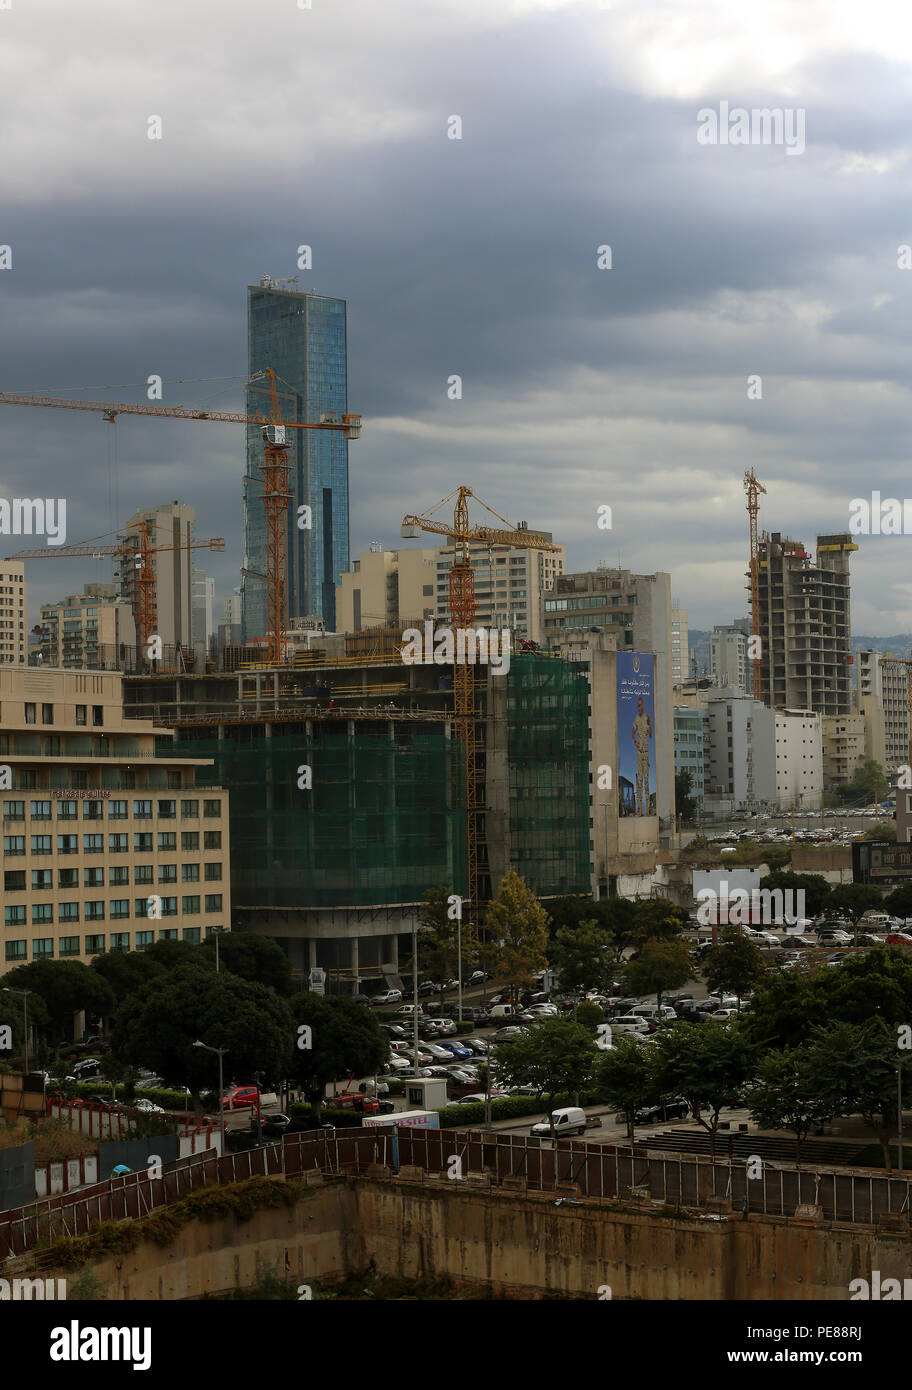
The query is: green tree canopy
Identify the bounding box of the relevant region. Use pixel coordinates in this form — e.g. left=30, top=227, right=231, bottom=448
left=3, top=960, right=114, bottom=1047
left=492, top=1015, right=598, bottom=1105
left=702, top=927, right=765, bottom=1006
left=804, top=1018, right=900, bottom=1169
left=201, top=931, right=293, bottom=994
left=288, top=993, right=389, bottom=1116
left=110, top=966, right=294, bottom=1102
left=621, top=937, right=693, bottom=1009
left=757, top=870, right=831, bottom=919
left=549, top=920, right=616, bottom=998
left=826, top=884, right=884, bottom=941
left=594, top=1037, right=659, bottom=1145
left=652, top=1020, right=755, bottom=1156
left=746, top=1044, right=833, bottom=1163
left=484, top=870, right=550, bottom=1000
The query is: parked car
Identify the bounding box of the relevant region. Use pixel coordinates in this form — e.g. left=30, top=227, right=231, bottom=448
left=530, top=1107, right=601, bottom=1139
left=421, top=1042, right=456, bottom=1060
left=352, top=994, right=372, bottom=1006
left=818, top=929, right=853, bottom=945
left=385, top=1055, right=411, bottom=1072
left=461, top=1038, right=491, bottom=1056
left=380, top=1023, right=408, bottom=1038
left=251, top=1112, right=293, bottom=1136
left=887, top=932, right=912, bottom=946
left=492, top=1025, right=526, bottom=1042
left=133, top=1098, right=165, bottom=1114
left=371, top=989, right=402, bottom=1006
left=437, top=1039, right=473, bottom=1059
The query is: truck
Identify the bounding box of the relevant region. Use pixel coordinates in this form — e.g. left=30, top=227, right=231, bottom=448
left=530, top=1106, right=602, bottom=1139
left=361, top=1109, right=440, bottom=1130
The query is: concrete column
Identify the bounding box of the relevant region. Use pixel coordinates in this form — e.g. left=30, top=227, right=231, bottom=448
left=350, top=935, right=360, bottom=991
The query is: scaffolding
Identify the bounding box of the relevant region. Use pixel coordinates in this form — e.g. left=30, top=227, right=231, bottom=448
left=505, top=654, right=591, bottom=896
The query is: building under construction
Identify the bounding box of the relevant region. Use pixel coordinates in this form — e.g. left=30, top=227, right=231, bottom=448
left=756, top=532, right=856, bottom=717
left=123, top=642, right=591, bottom=990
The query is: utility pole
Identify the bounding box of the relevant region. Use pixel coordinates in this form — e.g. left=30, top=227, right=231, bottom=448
left=193, top=1039, right=227, bottom=1159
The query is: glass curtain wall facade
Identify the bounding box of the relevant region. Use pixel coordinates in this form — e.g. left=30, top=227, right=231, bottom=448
left=242, top=285, right=349, bottom=641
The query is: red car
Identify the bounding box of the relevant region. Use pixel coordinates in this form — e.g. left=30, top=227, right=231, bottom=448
left=220, top=1085, right=260, bottom=1110
left=887, top=933, right=912, bottom=946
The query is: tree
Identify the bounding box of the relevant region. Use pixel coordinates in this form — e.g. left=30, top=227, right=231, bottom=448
left=484, top=870, right=550, bottom=1002
left=702, top=927, right=765, bottom=1009
left=826, top=883, right=883, bottom=943
left=757, top=870, right=831, bottom=919
left=622, top=938, right=693, bottom=1011
left=652, top=1021, right=754, bottom=1157
left=747, top=1045, right=832, bottom=1163
left=631, top=898, right=688, bottom=947
left=492, top=1016, right=598, bottom=1111
left=3, top=960, right=114, bottom=1049
left=201, top=932, right=293, bottom=995
left=595, top=1038, right=658, bottom=1146
left=575, top=999, right=604, bottom=1028
left=885, top=884, right=912, bottom=920
left=857, top=823, right=896, bottom=841
left=675, top=769, right=697, bottom=824
left=804, top=1018, right=900, bottom=1170
left=835, top=757, right=889, bottom=805
left=110, top=967, right=293, bottom=1104
left=287, top=993, right=389, bottom=1118
left=91, top=949, right=168, bottom=1013
left=549, top=920, right=616, bottom=999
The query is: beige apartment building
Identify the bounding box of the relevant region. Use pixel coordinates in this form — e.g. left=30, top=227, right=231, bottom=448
left=0, top=561, right=27, bottom=666
left=435, top=531, right=564, bottom=645
left=118, top=501, right=195, bottom=651
left=37, top=583, right=136, bottom=670
left=336, top=546, right=437, bottom=632
left=0, top=667, right=229, bottom=973
left=822, top=713, right=866, bottom=789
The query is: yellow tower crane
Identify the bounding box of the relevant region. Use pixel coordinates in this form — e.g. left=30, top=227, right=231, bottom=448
left=401, top=486, right=560, bottom=931
left=744, top=468, right=767, bottom=702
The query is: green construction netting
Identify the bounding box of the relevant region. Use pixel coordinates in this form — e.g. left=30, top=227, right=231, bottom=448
left=506, top=654, right=591, bottom=896
left=165, top=730, right=466, bottom=909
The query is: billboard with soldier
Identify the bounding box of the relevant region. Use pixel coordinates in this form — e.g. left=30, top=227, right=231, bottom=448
left=617, top=651, right=656, bottom=818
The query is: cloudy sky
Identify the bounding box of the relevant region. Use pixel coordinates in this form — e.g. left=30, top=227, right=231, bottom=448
left=2, top=0, right=912, bottom=634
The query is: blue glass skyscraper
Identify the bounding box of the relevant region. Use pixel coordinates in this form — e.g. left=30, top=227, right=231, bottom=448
left=241, top=279, right=350, bottom=641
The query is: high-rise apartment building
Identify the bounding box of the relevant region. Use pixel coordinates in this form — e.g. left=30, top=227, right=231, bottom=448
left=674, top=706, right=705, bottom=809
left=336, top=546, right=437, bottom=633
left=242, top=278, right=350, bottom=641
left=756, top=532, right=856, bottom=716
left=118, top=502, right=195, bottom=654
left=0, top=561, right=27, bottom=665
left=710, top=624, right=749, bottom=695
left=190, top=568, right=215, bottom=661
left=543, top=566, right=674, bottom=819
left=0, top=667, right=229, bottom=974
left=857, top=649, right=908, bottom=774
left=670, top=602, right=688, bottom=684
left=37, top=584, right=135, bottom=671
left=435, top=530, right=564, bottom=645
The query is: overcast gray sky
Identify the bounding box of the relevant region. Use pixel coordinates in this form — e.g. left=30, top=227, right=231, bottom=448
left=1, top=0, right=911, bottom=634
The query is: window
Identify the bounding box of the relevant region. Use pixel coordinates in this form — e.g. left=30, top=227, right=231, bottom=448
left=133, top=800, right=152, bottom=819
left=84, top=868, right=104, bottom=887
left=3, top=801, right=24, bottom=820
left=58, top=936, right=80, bottom=957
left=17, top=771, right=36, bottom=790
left=135, top=898, right=152, bottom=918
left=57, top=801, right=77, bottom=820
left=31, top=904, right=53, bottom=925
left=24, top=702, right=35, bottom=724
left=133, top=833, right=153, bottom=853
left=85, top=934, right=105, bottom=954
left=204, top=894, right=223, bottom=913
left=204, top=862, right=222, bottom=882
left=181, top=831, right=199, bottom=852
left=60, top=903, right=79, bottom=923
left=57, top=835, right=78, bottom=854
left=4, top=905, right=25, bottom=926
left=83, top=833, right=103, bottom=854
left=167, top=771, right=181, bottom=790
left=32, top=938, right=53, bottom=958
left=157, top=832, right=176, bottom=852
left=58, top=867, right=78, bottom=888
left=83, top=802, right=104, bottom=821
left=203, top=799, right=221, bottom=818
left=157, top=864, right=177, bottom=884
left=181, top=895, right=200, bottom=915
left=72, top=771, right=87, bottom=790
left=31, top=869, right=52, bottom=891
left=3, top=870, right=24, bottom=891
left=158, top=928, right=178, bottom=941
left=92, top=706, right=103, bottom=727
left=41, top=703, right=53, bottom=725
left=5, top=940, right=26, bottom=962
left=110, top=932, right=130, bottom=951
left=3, top=836, right=24, bottom=855
left=109, top=865, right=129, bottom=886
left=119, top=772, right=135, bottom=790
left=109, top=799, right=127, bottom=820
left=75, top=705, right=87, bottom=726
left=136, top=930, right=154, bottom=949
left=203, top=831, right=221, bottom=851
left=134, top=865, right=153, bottom=884
left=160, top=897, right=177, bottom=917
left=109, top=899, right=130, bottom=920
left=181, top=800, right=198, bottom=818
left=84, top=902, right=104, bottom=922
left=157, top=800, right=176, bottom=819
left=182, top=927, right=200, bottom=944
left=182, top=863, right=199, bottom=883
left=109, top=833, right=128, bottom=853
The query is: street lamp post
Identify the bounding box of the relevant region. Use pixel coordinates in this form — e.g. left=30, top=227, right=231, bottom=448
left=193, top=1039, right=227, bottom=1159
left=899, top=1055, right=907, bottom=1178
left=2, top=987, right=30, bottom=1074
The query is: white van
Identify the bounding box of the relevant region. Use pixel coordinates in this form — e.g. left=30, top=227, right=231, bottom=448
left=612, top=1016, right=650, bottom=1037
left=487, top=1004, right=515, bottom=1019
left=530, top=1106, right=593, bottom=1138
